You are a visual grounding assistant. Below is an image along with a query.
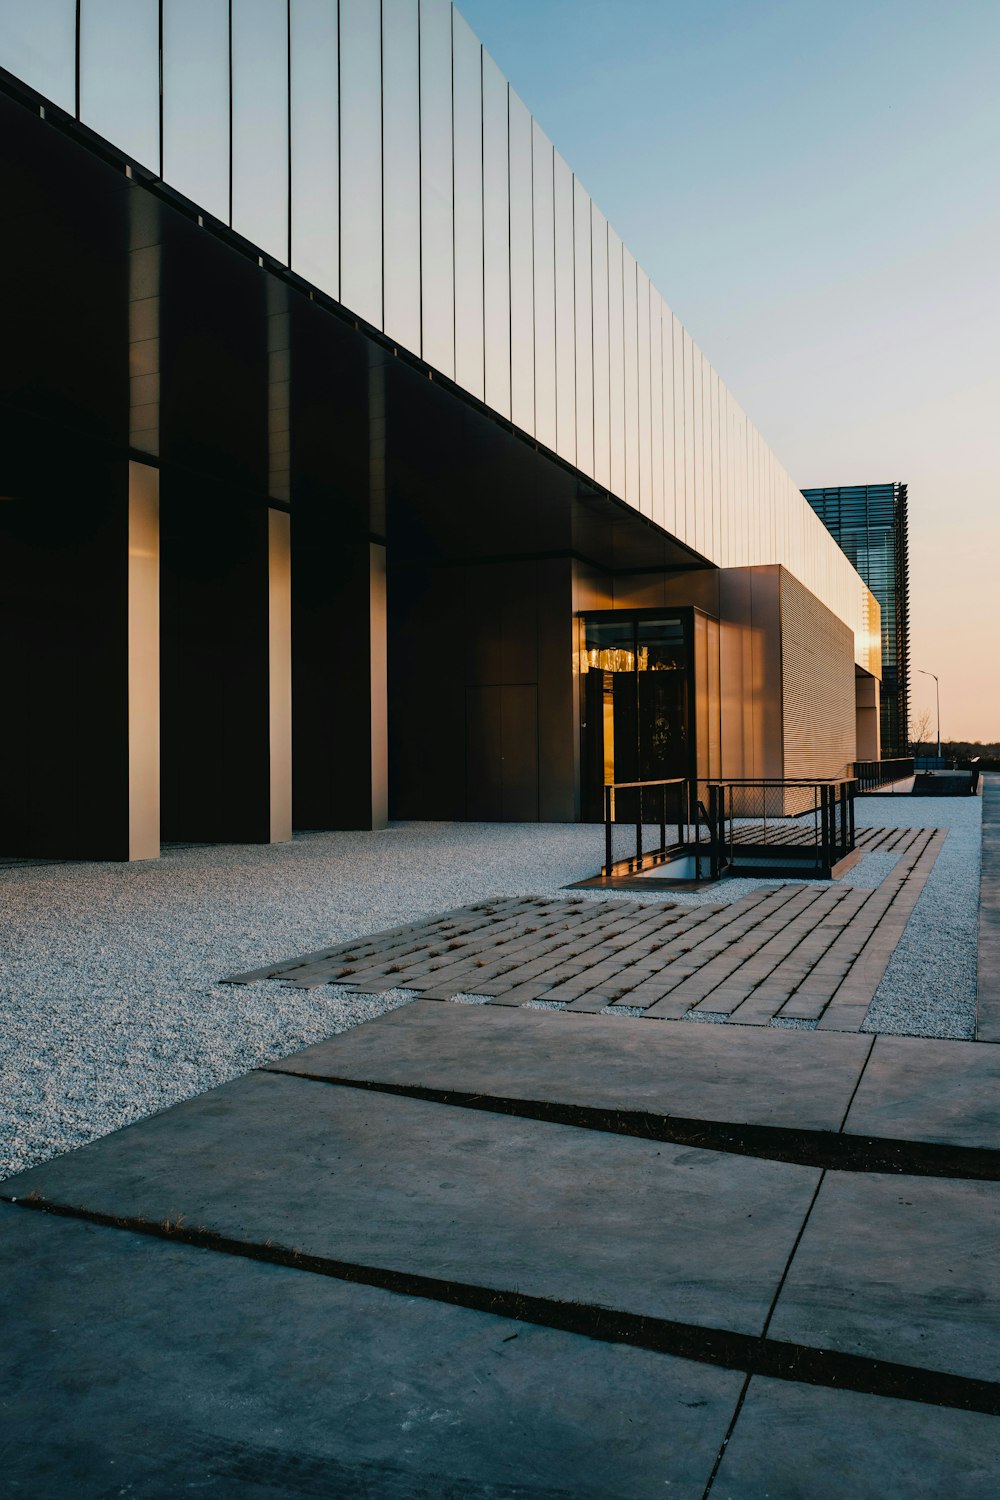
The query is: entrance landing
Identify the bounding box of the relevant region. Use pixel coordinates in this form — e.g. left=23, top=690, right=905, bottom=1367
left=224, top=828, right=945, bottom=1031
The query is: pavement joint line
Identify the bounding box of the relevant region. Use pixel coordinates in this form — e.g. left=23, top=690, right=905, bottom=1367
left=256, top=1069, right=1000, bottom=1182
left=837, top=1033, right=879, bottom=1131
left=6, top=1193, right=998, bottom=1418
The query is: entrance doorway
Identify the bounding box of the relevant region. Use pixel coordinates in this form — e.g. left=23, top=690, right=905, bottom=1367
left=581, top=613, right=691, bottom=822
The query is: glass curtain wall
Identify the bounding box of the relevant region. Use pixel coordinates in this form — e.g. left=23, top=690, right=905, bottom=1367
left=581, top=614, right=692, bottom=823
left=802, top=483, right=910, bottom=754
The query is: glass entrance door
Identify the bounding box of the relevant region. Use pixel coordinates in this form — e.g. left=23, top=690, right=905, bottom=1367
left=581, top=615, right=691, bottom=821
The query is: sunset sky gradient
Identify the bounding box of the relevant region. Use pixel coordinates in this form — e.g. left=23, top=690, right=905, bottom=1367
left=459, top=0, right=1000, bottom=741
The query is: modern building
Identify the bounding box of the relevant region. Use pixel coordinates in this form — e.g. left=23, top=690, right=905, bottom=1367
left=0, top=2, right=880, bottom=861
left=802, top=484, right=910, bottom=757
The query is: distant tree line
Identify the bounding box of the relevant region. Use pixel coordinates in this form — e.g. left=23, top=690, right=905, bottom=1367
left=908, top=735, right=1000, bottom=770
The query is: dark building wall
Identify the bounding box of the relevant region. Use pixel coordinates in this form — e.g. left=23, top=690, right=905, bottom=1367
left=0, top=447, right=130, bottom=858
left=159, top=474, right=274, bottom=844
left=389, top=557, right=575, bottom=823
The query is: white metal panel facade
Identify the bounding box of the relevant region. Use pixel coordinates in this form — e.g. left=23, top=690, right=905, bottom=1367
left=0, top=0, right=880, bottom=670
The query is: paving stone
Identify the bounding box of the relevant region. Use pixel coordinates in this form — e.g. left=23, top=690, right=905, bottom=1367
left=844, top=1035, right=1000, bottom=1151
left=267, top=998, right=871, bottom=1133
left=712, top=1376, right=1000, bottom=1499
left=0, top=1203, right=741, bottom=1500
left=4, top=1071, right=820, bottom=1339
left=769, top=1172, right=1000, bottom=1382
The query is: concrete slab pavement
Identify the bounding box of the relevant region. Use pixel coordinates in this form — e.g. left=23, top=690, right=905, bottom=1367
left=845, top=1033, right=1000, bottom=1150
left=5, top=938, right=1000, bottom=1494
left=4, top=1069, right=820, bottom=1338
left=0, top=1202, right=742, bottom=1500
left=712, top=1377, right=1000, bottom=1499
left=769, top=1171, right=1000, bottom=1382
left=268, top=997, right=873, bottom=1133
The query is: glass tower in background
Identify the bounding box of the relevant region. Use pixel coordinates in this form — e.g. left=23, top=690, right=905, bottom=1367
left=801, top=483, right=911, bottom=756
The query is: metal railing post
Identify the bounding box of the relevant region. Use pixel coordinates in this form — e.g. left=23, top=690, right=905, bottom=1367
left=709, top=784, right=719, bottom=880
left=660, top=783, right=666, bottom=860
left=604, top=785, right=614, bottom=877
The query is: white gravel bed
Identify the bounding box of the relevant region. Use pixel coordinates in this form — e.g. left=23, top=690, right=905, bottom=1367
left=0, top=800, right=982, bottom=1178
left=858, top=795, right=982, bottom=1040
left=0, top=820, right=687, bottom=1179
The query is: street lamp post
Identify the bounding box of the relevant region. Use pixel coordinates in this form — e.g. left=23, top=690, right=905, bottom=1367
left=916, top=668, right=941, bottom=760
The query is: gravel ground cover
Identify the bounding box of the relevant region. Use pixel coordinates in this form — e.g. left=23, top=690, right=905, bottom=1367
left=0, top=797, right=981, bottom=1178
left=857, top=795, right=981, bottom=1041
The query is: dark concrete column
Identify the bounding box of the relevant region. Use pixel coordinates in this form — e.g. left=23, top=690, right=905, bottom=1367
left=291, top=532, right=388, bottom=831
left=0, top=454, right=160, bottom=860
left=159, top=479, right=290, bottom=845
left=289, top=314, right=388, bottom=832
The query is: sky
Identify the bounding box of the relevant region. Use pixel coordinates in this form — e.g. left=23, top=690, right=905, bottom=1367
left=458, top=0, right=1000, bottom=742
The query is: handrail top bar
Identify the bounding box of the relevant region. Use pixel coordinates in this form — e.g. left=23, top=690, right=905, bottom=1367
left=705, top=777, right=857, bottom=787
left=604, top=778, right=689, bottom=791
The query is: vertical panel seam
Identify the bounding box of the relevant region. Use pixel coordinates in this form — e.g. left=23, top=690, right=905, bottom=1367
left=227, top=0, right=233, bottom=227
left=286, top=0, right=292, bottom=267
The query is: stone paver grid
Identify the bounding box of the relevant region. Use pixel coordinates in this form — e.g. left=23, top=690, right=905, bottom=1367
left=225, top=828, right=945, bottom=1031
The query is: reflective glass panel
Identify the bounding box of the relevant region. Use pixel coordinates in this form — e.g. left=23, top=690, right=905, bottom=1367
left=622, top=249, right=638, bottom=509
left=0, top=1, right=76, bottom=113
left=720, top=387, right=731, bottom=564
left=481, top=51, right=510, bottom=419
left=290, top=0, right=339, bottom=300
left=636, top=267, right=651, bottom=517
left=581, top=616, right=690, bottom=802
left=662, top=307, right=676, bottom=536
left=80, top=0, right=159, bottom=171
left=682, top=327, right=694, bottom=546
left=692, top=344, right=704, bottom=554
left=453, top=9, right=484, bottom=398
left=232, top=0, right=288, bottom=262
left=583, top=618, right=635, bottom=674
left=420, top=0, right=454, bottom=378
left=382, top=0, right=420, bottom=352
left=710, top=369, right=721, bottom=560
left=572, top=176, right=593, bottom=479
left=607, top=228, right=625, bottom=500
left=590, top=206, right=610, bottom=489
left=162, top=0, right=229, bottom=224
left=649, top=289, right=663, bottom=528
left=531, top=121, right=555, bottom=451
left=553, top=150, right=574, bottom=466
left=508, top=89, right=534, bottom=434
left=340, top=0, right=383, bottom=328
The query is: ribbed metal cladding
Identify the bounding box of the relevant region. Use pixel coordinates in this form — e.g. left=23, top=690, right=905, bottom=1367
left=779, top=569, right=855, bottom=784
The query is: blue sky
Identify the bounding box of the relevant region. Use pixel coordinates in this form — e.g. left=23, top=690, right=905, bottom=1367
left=458, top=0, right=1000, bottom=740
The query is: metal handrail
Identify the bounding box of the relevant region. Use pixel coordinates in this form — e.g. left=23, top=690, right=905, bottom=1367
left=603, top=777, right=689, bottom=877
left=851, top=757, right=915, bottom=793
left=706, top=777, right=857, bottom=877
